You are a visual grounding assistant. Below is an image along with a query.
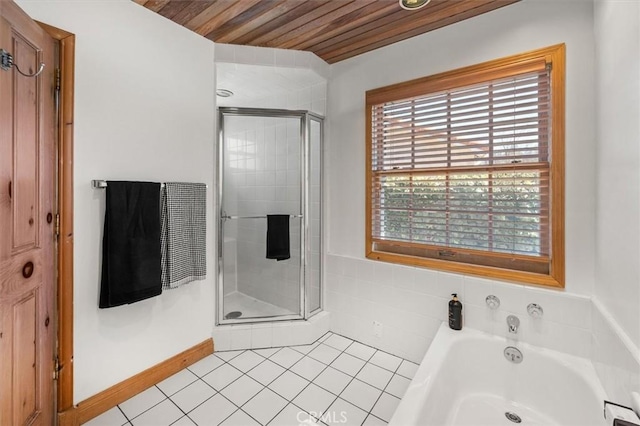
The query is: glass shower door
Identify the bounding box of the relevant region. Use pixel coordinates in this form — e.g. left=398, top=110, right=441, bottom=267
left=219, top=112, right=304, bottom=322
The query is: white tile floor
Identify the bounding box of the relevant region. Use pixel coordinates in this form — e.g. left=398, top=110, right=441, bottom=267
left=84, top=332, right=419, bottom=426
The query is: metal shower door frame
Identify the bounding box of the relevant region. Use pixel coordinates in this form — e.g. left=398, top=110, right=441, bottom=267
left=216, top=107, right=323, bottom=326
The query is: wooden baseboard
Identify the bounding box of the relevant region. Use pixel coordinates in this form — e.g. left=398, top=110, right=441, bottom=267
left=58, top=338, right=214, bottom=425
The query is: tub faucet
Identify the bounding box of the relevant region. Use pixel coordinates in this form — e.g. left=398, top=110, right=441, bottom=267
left=507, top=315, right=520, bottom=334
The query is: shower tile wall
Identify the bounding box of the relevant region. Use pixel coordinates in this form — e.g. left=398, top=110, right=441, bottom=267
left=225, top=116, right=302, bottom=314
left=219, top=57, right=327, bottom=318
left=224, top=116, right=322, bottom=318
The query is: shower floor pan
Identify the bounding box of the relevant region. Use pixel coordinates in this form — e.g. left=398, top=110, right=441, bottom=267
left=223, top=291, right=297, bottom=320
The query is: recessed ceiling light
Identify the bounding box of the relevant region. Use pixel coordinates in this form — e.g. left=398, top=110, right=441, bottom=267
left=399, top=0, right=431, bottom=10
left=216, top=89, right=234, bottom=98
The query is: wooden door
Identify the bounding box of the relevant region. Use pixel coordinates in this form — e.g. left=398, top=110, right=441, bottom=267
left=0, top=2, right=57, bottom=425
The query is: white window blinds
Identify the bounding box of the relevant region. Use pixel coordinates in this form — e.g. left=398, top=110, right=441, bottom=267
left=369, top=67, right=552, bottom=272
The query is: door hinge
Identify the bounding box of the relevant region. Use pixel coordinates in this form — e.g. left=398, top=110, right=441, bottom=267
left=55, top=68, right=61, bottom=92
left=55, top=213, right=60, bottom=237
left=53, top=356, right=60, bottom=381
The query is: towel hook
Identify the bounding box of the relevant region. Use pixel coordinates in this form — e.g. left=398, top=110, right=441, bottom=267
left=1, top=49, right=45, bottom=78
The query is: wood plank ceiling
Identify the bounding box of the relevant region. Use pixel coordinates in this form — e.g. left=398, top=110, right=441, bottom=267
left=134, top=0, right=520, bottom=64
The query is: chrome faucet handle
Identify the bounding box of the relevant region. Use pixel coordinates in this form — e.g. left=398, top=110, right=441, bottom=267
left=507, top=315, right=520, bottom=333
left=485, top=295, right=500, bottom=310
left=527, top=303, right=544, bottom=318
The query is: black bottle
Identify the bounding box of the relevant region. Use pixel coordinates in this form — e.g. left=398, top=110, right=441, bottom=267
left=449, top=293, right=463, bottom=330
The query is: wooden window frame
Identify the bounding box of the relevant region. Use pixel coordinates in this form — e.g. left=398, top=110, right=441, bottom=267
left=365, top=44, right=565, bottom=288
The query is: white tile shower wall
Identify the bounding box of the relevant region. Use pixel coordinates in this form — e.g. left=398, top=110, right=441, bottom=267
left=222, top=237, right=238, bottom=296
left=213, top=312, right=331, bottom=351
left=592, top=299, right=640, bottom=408
left=224, top=117, right=302, bottom=314
left=326, top=254, right=593, bottom=364
left=217, top=43, right=327, bottom=319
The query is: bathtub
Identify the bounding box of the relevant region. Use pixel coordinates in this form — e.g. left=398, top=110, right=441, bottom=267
left=390, top=324, right=608, bottom=426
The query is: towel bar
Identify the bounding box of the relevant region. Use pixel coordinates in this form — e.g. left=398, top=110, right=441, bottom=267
left=91, top=180, right=208, bottom=189
left=222, top=214, right=303, bottom=220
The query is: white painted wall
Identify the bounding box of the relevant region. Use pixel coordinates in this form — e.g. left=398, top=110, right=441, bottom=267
left=326, top=0, right=597, bottom=361
left=593, top=0, right=640, bottom=352
left=15, top=0, right=216, bottom=403
left=592, top=0, right=640, bottom=405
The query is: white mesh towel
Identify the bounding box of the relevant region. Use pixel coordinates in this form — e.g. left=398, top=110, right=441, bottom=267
left=160, top=182, right=207, bottom=289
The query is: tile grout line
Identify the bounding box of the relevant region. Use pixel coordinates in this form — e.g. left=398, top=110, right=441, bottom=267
left=286, top=338, right=351, bottom=423
left=364, top=357, right=404, bottom=423
left=112, top=330, right=410, bottom=426
left=118, top=384, right=172, bottom=424
left=155, top=384, right=194, bottom=425
left=241, top=332, right=339, bottom=425
left=180, top=332, right=335, bottom=425
left=117, top=405, right=131, bottom=425
left=236, top=332, right=345, bottom=424
left=328, top=336, right=405, bottom=424
left=302, top=336, right=381, bottom=423
left=110, top=339, right=309, bottom=426
left=195, top=332, right=398, bottom=425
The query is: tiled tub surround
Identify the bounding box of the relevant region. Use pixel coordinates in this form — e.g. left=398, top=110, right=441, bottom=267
left=325, top=254, right=640, bottom=408
left=85, top=332, right=416, bottom=426
left=326, top=254, right=593, bottom=363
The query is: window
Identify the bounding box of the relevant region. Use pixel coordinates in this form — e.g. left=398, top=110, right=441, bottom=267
left=366, top=45, right=565, bottom=287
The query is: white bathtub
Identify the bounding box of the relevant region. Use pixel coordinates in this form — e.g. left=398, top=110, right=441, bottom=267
left=390, top=324, right=608, bottom=426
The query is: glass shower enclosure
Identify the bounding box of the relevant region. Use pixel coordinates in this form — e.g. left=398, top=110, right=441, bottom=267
left=217, top=107, right=323, bottom=325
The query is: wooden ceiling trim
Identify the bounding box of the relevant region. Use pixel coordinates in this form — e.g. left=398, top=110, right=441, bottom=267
left=264, top=0, right=379, bottom=50
left=315, top=0, right=496, bottom=60
left=213, top=0, right=304, bottom=44
left=323, top=0, right=518, bottom=63
left=229, top=0, right=331, bottom=45
left=285, top=1, right=399, bottom=51
left=249, top=0, right=356, bottom=47
left=157, top=0, right=194, bottom=20
left=194, top=0, right=263, bottom=36
left=172, top=1, right=215, bottom=26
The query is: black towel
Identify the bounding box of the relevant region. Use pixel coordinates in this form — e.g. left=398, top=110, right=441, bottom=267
left=266, top=215, right=290, bottom=261
left=99, top=181, right=162, bottom=308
